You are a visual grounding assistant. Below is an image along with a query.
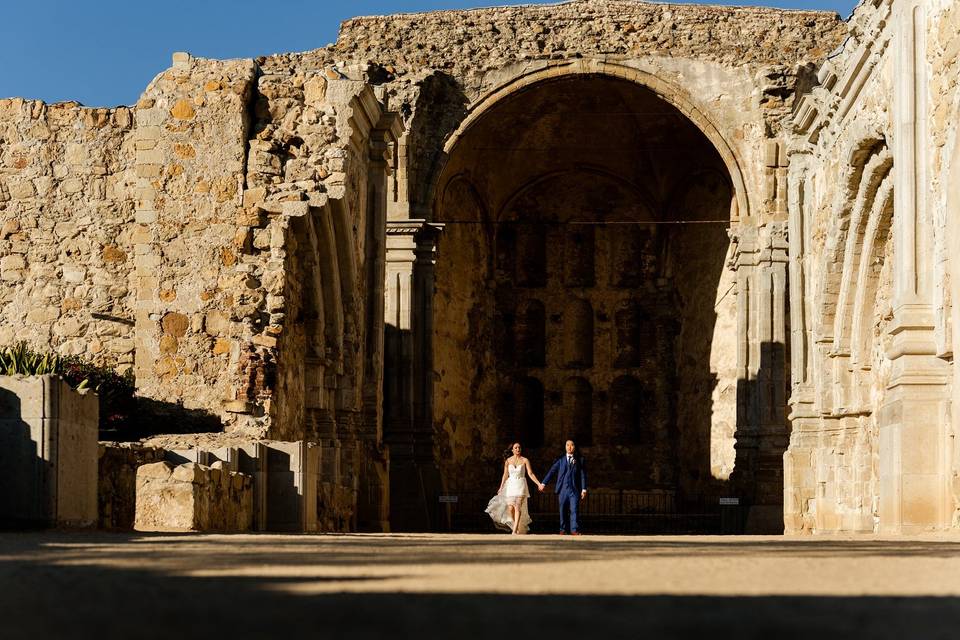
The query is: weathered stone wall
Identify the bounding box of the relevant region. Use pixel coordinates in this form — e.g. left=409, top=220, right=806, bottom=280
left=256, top=0, right=847, bottom=531
left=262, top=0, right=846, bottom=221
left=128, top=56, right=259, bottom=426
left=929, top=0, right=960, bottom=528
left=0, top=99, right=136, bottom=366
left=26, top=0, right=960, bottom=535
left=786, top=0, right=960, bottom=534
left=131, top=435, right=358, bottom=532
left=115, top=53, right=396, bottom=450
left=784, top=0, right=895, bottom=534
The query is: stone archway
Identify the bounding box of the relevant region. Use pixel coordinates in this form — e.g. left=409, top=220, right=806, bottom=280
left=432, top=60, right=751, bottom=223
left=427, top=71, right=742, bottom=514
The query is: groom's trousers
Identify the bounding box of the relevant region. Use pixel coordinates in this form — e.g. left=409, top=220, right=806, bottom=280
left=558, top=489, right=580, bottom=533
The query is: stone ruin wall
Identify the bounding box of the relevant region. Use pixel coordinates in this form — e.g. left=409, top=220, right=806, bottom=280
left=0, top=99, right=136, bottom=368
left=265, top=0, right=846, bottom=217
left=923, top=0, right=960, bottom=529
left=10, top=0, right=911, bottom=533
left=784, top=0, right=895, bottom=534
left=304, top=0, right=844, bottom=501
left=0, top=47, right=401, bottom=529
left=0, top=53, right=395, bottom=444
left=785, top=0, right=960, bottom=533
left=929, top=0, right=960, bottom=362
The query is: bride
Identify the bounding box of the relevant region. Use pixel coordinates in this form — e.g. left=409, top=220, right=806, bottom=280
left=485, top=442, right=544, bottom=535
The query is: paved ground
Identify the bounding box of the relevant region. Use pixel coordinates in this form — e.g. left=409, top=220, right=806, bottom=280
left=3, top=532, right=960, bottom=639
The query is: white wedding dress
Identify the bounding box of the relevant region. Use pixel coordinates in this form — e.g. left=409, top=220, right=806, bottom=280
left=485, top=463, right=532, bottom=534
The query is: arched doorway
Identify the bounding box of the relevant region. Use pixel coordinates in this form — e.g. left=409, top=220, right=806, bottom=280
left=429, top=73, right=739, bottom=510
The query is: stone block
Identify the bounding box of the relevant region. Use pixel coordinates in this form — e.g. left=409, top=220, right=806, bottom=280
left=171, top=51, right=191, bottom=69
left=0, top=376, right=98, bottom=527
left=98, top=443, right=166, bottom=530
left=134, top=460, right=252, bottom=532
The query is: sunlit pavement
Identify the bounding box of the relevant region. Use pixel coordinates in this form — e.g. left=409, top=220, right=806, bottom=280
left=3, top=532, right=960, bottom=639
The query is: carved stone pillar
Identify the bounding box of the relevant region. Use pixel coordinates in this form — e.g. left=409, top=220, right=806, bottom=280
left=383, top=220, right=443, bottom=531
left=731, top=222, right=791, bottom=533
left=877, top=0, right=952, bottom=533
left=784, top=163, right=819, bottom=533
left=356, top=116, right=402, bottom=533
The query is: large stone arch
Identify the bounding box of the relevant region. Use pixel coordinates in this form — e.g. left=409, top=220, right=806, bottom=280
left=421, top=65, right=750, bottom=519
left=426, top=60, right=750, bottom=223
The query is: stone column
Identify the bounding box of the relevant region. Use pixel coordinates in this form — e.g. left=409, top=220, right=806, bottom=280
left=355, top=116, right=402, bottom=533
left=878, top=0, right=952, bottom=533
left=731, top=221, right=791, bottom=533
left=784, top=163, right=819, bottom=533
left=383, top=220, right=443, bottom=531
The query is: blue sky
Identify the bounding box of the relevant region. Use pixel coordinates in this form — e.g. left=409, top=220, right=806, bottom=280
left=2, top=0, right=856, bottom=107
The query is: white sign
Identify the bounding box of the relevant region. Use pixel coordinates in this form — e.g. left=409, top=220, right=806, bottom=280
left=438, top=495, right=459, bottom=503
left=719, top=497, right=740, bottom=505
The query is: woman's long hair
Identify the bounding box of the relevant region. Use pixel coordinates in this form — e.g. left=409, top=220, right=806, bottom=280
left=503, top=442, right=521, bottom=459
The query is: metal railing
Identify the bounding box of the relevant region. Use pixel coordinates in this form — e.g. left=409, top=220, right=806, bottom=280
left=440, top=489, right=748, bottom=535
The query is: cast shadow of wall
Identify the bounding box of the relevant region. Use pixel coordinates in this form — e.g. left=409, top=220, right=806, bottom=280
left=106, top=397, right=224, bottom=442
left=0, top=388, right=44, bottom=528
left=729, top=340, right=790, bottom=534
left=3, top=534, right=960, bottom=639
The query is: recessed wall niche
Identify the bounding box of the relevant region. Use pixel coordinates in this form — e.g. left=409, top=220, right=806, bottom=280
left=563, top=297, right=594, bottom=368
left=610, top=375, right=646, bottom=445
left=563, top=376, right=593, bottom=446
left=516, top=223, right=547, bottom=287
left=515, top=298, right=546, bottom=367
left=614, top=299, right=648, bottom=368
left=563, top=225, right=595, bottom=287
left=495, top=225, right=516, bottom=280
left=516, top=377, right=545, bottom=448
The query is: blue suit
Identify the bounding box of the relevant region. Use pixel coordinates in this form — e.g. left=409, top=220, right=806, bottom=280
left=541, top=455, right=588, bottom=533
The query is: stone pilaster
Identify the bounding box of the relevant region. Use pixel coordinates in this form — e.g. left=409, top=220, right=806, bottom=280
left=355, top=115, right=402, bottom=533
left=383, top=220, right=443, bottom=531
left=730, top=221, right=790, bottom=533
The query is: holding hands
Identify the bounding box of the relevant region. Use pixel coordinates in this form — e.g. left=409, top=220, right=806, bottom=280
left=538, top=483, right=545, bottom=492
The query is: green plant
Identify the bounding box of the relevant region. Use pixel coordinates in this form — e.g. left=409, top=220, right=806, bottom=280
left=0, top=342, right=136, bottom=435
left=0, top=342, right=64, bottom=376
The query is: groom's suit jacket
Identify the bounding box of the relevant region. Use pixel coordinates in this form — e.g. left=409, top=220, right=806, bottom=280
left=542, top=455, right=587, bottom=495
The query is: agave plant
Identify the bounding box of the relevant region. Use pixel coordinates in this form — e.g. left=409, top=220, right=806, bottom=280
left=0, top=342, right=64, bottom=376
left=0, top=343, right=136, bottom=436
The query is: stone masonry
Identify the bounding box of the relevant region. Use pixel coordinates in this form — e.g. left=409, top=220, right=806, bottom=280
left=1, top=0, right=958, bottom=533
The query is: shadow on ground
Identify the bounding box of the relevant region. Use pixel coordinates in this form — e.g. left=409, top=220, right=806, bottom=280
left=2, top=532, right=959, bottom=639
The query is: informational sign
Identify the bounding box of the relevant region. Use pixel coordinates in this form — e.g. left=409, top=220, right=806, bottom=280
left=718, top=497, right=740, bottom=505
left=438, top=495, right=459, bottom=503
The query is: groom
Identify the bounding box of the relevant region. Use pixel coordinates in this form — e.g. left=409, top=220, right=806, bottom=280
left=540, top=439, right=587, bottom=535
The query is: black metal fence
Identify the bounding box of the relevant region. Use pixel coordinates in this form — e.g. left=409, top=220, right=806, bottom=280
left=440, top=490, right=748, bottom=535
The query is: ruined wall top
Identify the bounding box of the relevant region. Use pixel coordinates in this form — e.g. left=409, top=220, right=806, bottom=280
left=262, top=0, right=846, bottom=77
